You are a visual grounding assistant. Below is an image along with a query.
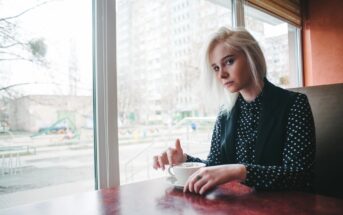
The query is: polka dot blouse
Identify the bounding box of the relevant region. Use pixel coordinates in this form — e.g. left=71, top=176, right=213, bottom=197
left=186, top=92, right=315, bottom=191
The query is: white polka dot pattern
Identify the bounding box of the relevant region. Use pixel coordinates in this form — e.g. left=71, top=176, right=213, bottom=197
left=235, top=94, right=262, bottom=164
left=186, top=93, right=315, bottom=191
left=243, top=94, right=315, bottom=191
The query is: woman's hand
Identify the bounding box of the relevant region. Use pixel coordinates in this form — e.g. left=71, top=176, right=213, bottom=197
left=152, top=139, right=186, bottom=170
left=183, top=164, right=247, bottom=195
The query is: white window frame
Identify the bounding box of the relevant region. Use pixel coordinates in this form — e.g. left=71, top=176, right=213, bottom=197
left=93, top=0, right=120, bottom=189
left=95, top=0, right=303, bottom=188
left=295, top=28, right=303, bottom=87
left=232, top=0, right=245, bottom=27
left=239, top=1, right=303, bottom=87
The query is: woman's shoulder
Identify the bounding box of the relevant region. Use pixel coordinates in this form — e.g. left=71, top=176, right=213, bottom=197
left=265, top=79, right=308, bottom=102
left=262, top=80, right=312, bottom=115
left=277, top=86, right=309, bottom=105
left=217, top=106, right=231, bottom=119
left=289, top=92, right=311, bottom=109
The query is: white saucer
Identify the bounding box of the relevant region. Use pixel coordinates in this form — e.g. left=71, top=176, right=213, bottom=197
left=166, top=176, right=184, bottom=189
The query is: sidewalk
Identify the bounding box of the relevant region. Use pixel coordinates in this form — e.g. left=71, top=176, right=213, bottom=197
left=0, top=180, right=93, bottom=209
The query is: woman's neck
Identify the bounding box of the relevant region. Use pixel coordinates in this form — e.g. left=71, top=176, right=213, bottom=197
left=240, top=79, right=264, bottom=102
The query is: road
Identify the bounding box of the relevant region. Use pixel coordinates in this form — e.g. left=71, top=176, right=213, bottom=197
left=0, top=130, right=212, bottom=206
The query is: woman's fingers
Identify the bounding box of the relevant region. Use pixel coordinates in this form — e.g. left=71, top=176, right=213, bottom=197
left=158, top=152, right=167, bottom=170
left=184, top=181, right=191, bottom=193
left=175, top=139, right=182, bottom=151
left=166, top=147, right=174, bottom=165
left=153, top=138, right=184, bottom=170
left=184, top=177, right=213, bottom=195
left=152, top=156, right=159, bottom=169
left=183, top=168, right=217, bottom=195
left=184, top=172, right=199, bottom=193
left=194, top=176, right=207, bottom=194
left=153, top=149, right=175, bottom=170
left=198, top=181, right=213, bottom=195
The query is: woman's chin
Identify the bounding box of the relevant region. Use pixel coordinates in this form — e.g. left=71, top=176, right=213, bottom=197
left=225, top=86, right=238, bottom=93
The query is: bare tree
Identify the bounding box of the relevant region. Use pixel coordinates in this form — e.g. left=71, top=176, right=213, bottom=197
left=0, top=1, right=51, bottom=98
left=0, top=1, right=52, bottom=129
left=0, top=1, right=49, bottom=64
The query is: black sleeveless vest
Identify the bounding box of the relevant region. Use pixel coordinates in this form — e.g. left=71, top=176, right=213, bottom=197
left=220, top=79, right=298, bottom=165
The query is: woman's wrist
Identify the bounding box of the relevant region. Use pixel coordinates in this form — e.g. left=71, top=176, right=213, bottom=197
left=237, top=164, right=247, bottom=181
left=182, top=153, right=187, bottom=162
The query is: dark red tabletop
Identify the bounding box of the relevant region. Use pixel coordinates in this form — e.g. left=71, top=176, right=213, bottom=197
left=1, top=178, right=342, bottom=215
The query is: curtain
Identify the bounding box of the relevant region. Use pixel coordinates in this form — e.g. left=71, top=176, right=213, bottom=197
left=247, top=0, right=301, bottom=27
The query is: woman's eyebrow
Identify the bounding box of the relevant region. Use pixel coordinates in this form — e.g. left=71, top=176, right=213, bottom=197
left=221, top=54, right=234, bottom=61
left=211, top=54, right=235, bottom=67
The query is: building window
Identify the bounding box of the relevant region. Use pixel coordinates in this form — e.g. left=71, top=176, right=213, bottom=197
left=244, top=5, right=302, bottom=88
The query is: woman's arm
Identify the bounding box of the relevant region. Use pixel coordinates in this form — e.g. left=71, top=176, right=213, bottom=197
left=184, top=94, right=315, bottom=194
left=152, top=113, right=226, bottom=170
left=243, top=94, right=316, bottom=191
left=184, top=163, right=247, bottom=194
left=185, top=113, right=225, bottom=166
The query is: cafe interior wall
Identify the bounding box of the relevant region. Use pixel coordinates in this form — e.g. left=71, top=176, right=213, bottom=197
left=302, top=0, right=343, bottom=86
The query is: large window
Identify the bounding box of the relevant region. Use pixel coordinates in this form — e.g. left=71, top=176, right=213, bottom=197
left=116, top=0, right=232, bottom=184
left=0, top=0, right=303, bottom=209
left=116, top=0, right=303, bottom=185
left=0, top=0, right=94, bottom=209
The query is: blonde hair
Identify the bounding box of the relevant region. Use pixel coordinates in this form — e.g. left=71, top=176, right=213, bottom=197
left=200, top=27, right=267, bottom=113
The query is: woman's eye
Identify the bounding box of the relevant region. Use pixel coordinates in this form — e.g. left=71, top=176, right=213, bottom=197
left=226, top=58, right=234, bottom=65
left=213, top=66, right=219, bottom=72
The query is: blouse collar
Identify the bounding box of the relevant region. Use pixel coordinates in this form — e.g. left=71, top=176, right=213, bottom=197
left=238, top=86, right=264, bottom=112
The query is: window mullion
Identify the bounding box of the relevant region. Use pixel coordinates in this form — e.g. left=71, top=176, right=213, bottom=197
left=232, top=0, right=245, bottom=27
left=94, top=0, right=120, bottom=189
left=295, top=28, right=303, bottom=87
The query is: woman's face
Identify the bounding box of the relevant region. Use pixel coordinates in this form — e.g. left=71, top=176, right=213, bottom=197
left=209, top=41, right=254, bottom=93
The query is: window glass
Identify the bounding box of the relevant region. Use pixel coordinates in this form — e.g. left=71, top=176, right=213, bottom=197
left=116, top=0, right=231, bottom=184
left=0, top=0, right=94, bottom=208
left=244, top=5, right=301, bottom=88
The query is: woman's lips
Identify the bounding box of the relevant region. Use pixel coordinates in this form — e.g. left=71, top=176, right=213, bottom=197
left=224, top=81, right=233, bottom=87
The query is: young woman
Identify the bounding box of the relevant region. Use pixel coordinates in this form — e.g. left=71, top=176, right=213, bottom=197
left=152, top=27, right=315, bottom=195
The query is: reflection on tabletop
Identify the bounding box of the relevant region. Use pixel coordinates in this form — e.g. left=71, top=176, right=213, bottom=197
left=2, top=178, right=343, bottom=215
left=157, top=181, right=254, bottom=213
left=157, top=178, right=342, bottom=215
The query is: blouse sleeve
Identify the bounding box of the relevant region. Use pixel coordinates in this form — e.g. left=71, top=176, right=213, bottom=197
left=243, top=94, right=316, bottom=191
left=186, top=113, right=225, bottom=166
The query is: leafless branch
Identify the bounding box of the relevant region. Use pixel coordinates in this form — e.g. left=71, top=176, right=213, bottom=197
left=0, top=83, right=32, bottom=92
left=0, top=42, right=24, bottom=48
left=0, top=51, right=31, bottom=61
left=0, top=28, right=25, bottom=45
left=0, top=1, right=52, bottom=21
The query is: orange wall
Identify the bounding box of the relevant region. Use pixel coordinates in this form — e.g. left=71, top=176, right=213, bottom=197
left=302, top=0, right=343, bottom=86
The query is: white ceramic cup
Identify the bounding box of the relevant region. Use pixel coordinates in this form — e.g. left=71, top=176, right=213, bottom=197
left=168, top=162, right=206, bottom=186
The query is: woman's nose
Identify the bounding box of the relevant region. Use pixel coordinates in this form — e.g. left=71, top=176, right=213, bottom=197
left=219, top=68, right=229, bottom=79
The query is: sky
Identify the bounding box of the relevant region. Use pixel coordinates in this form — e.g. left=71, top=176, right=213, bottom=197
left=0, top=0, right=93, bottom=96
